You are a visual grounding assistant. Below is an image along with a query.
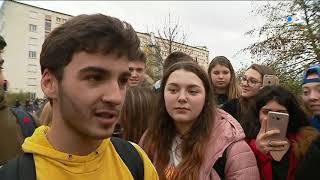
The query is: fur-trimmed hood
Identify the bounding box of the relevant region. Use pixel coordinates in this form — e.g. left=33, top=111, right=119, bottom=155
left=291, top=126, right=319, bottom=159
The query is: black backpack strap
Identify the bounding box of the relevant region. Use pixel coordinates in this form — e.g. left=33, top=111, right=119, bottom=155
left=111, top=137, right=144, bottom=180
left=213, top=148, right=227, bottom=180
left=10, top=108, right=37, bottom=138
left=0, top=153, right=36, bottom=180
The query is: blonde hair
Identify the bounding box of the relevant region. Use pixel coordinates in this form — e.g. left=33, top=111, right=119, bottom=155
left=39, top=102, right=52, bottom=126
left=208, top=56, right=240, bottom=101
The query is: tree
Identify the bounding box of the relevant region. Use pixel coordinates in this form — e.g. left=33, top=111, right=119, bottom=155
left=6, top=90, right=32, bottom=107
left=143, top=13, right=189, bottom=80
left=243, top=0, right=319, bottom=77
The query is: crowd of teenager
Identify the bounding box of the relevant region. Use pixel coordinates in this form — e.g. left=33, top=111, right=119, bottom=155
left=0, top=13, right=319, bottom=180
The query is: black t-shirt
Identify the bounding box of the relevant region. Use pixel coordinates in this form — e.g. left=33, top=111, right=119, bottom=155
left=221, top=98, right=240, bottom=121
left=215, top=94, right=228, bottom=107
left=272, top=150, right=290, bottom=180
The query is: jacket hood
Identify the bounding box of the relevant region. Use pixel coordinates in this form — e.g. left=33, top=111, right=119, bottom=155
left=22, top=125, right=109, bottom=174
left=210, top=108, right=245, bottom=148
left=291, top=126, right=319, bottom=159
left=201, top=108, right=246, bottom=174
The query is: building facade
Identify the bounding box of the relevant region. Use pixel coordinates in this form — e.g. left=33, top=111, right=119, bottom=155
left=137, top=32, right=209, bottom=71
left=0, top=0, right=209, bottom=98
left=0, top=0, right=72, bottom=98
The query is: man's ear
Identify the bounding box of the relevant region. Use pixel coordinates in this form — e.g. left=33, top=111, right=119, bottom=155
left=41, top=69, right=58, bottom=99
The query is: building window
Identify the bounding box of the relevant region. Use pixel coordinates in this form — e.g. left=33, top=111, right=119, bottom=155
left=28, top=51, right=36, bottom=59
left=45, top=15, right=52, bottom=38
left=29, top=37, right=37, bottom=45
left=29, top=24, right=37, bottom=32
left=56, top=17, right=61, bottom=23
left=29, top=11, right=38, bottom=19
left=45, top=15, right=52, bottom=31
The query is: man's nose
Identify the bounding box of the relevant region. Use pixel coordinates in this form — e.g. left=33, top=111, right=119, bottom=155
left=309, top=90, right=320, bottom=100
left=101, top=81, right=123, bottom=105
left=131, top=70, right=138, bottom=77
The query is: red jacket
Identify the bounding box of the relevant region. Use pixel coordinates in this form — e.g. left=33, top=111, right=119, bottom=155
left=247, top=127, right=318, bottom=180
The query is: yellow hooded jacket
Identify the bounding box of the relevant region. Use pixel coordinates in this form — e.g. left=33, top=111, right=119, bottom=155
left=22, top=126, right=158, bottom=180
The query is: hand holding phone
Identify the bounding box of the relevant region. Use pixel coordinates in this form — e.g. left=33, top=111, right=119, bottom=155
left=267, top=111, right=290, bottom=161
left=263, top=75, right=279, bottom=87
left=267, top=111, right=289, bottom=140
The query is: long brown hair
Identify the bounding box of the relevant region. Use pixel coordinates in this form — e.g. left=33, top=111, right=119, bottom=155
left=119, top=86, right=156, bottom=143
left=208, top=56, right=240, bottom=101
left=142, top=61, right=216, bottom=179
left=238, top=63, right=276, bottom=135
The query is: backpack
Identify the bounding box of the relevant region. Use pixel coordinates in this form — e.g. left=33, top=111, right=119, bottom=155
left=10, top=107, right=37, bottom=138
left=213, top=149, right=227, bottom=180
left=0, top=137, right=144, bottom=180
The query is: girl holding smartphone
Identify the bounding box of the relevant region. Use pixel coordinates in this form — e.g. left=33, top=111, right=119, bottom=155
left=246, top=85, right=318, bottom=180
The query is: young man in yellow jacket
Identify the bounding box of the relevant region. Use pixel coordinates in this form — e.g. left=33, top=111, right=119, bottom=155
left=0, top=14, right=158, bottom=180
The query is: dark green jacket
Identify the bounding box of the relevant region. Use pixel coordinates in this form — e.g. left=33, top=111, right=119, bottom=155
left=0, top=87, right=23, bottom=165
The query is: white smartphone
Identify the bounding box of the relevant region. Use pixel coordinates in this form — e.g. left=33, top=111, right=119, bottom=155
left=267, top=111, right=289, bottom=140
left=263, top=75, right=279, bottom=87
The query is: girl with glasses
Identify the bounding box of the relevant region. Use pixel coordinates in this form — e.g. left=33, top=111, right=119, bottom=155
left=222, top=64, right=275, bottom=134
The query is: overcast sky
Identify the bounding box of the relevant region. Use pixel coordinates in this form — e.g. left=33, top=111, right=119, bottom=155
left=7, top=1, right=272, bottom=70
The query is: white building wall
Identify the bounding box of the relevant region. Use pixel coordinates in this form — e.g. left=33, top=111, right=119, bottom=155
left=0, top=0, right=71, bottom=98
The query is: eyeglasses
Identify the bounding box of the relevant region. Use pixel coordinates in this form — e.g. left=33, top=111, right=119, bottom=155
left=240, top=76, right=262, bottom=87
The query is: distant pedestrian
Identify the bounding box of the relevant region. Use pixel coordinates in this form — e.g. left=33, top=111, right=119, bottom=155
left=153, top=51, right=195, bottom=92
left=14, top=99, right=21, bottom=108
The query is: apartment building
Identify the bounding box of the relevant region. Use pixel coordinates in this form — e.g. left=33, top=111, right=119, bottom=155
left=0, top=0, right=72, bottom=98
left=0, top=0, right=209, bottom=98
left=137, top=32, right=209, bottom=71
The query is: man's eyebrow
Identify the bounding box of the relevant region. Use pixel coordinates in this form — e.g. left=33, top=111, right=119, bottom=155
left=79, top=67, right=109, bottom=75
left=121, top=71, right=131, bottom=77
